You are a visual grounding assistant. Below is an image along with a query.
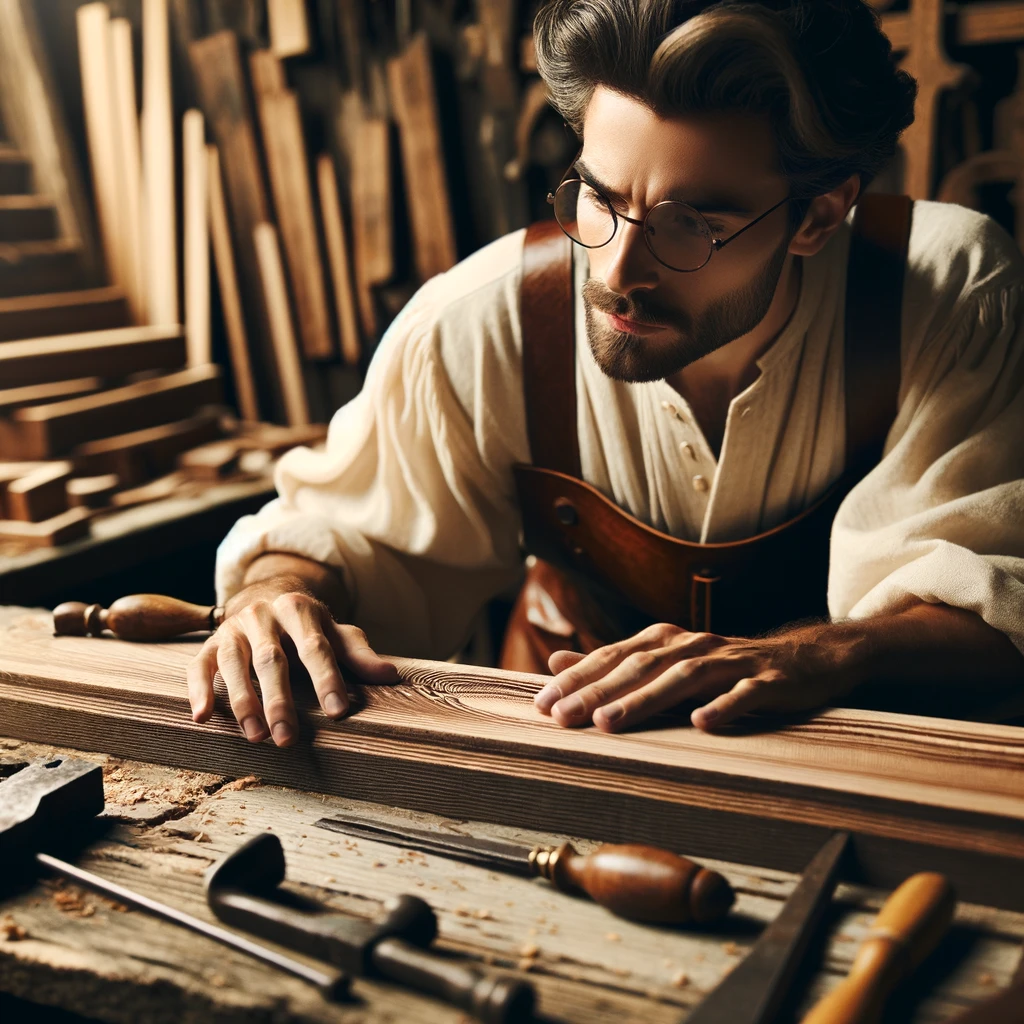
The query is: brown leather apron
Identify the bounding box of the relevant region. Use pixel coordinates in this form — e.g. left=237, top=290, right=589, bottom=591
left=499, top=195, right=914, bottom=674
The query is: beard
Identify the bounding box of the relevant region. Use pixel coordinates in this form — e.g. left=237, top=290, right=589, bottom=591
left=582, top=238, right=791, bottom=383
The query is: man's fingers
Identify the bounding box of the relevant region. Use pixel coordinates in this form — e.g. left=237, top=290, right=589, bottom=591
left=186, top=642, right=219, bottom=723
left=273, top=595, right=350, bottom=719
left=547, top=650, right=585, bottom=676
left=691, top=675, right=783, bottom=731
left=215, top=634, right=270, bottom=742
left=237, top=604, right=297, bottom=747
left=548, top=647, right=674, bottom=727
left=328, top=621, right=400, bottom=684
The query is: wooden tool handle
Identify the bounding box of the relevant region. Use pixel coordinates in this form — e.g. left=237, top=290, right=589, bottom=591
left=800, top=872, right=956, bottom=1024
left=529, top=842, right=735, bottom=925
left=53, top=594, right=224, bottom=641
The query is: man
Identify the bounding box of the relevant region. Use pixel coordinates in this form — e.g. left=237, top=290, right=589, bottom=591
left=189, top=0, right=1024, bottom=748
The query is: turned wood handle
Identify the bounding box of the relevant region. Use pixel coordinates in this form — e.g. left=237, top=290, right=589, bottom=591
left=53, top=595, right=225, bottom=641
left=529, top=842, right=735, bottom=925
left=800, top=872, right=956, bottom=1024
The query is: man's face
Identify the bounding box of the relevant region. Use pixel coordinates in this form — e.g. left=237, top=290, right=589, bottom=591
left=578, top=87, right=796, bottom=382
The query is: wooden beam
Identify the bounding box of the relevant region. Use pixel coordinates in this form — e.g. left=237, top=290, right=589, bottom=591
left=317, top=153, right=361, bottom=367
left=0, top=378, right=105, bottom=416
left=4, top=461, right=71, bottom=521
left=0, top=287, right=128, bottom=343
left=0, top=365, right=222, bottom=459
left=0, top=508, right=89, bottom=546
left=1, top=612, right=1021, bottom=910
left=0, top=325, right=185, bottom=389
left=883, top=3, right=1024, bottom=53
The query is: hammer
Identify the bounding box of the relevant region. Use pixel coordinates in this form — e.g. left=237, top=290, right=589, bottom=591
left=0, top=756, right=346, bottom=997
left=206, top=833, right=536, bottom=1024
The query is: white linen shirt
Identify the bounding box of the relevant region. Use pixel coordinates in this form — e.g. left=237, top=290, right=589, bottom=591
left=216, top=201, right=1024, bottom=660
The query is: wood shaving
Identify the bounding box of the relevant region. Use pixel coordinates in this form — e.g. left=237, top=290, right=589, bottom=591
left=672, top=971, right=689, bottom=988
left=373, top=861, right=385, bottom=868
left=605, top=932, right=621, bottom=942
left=979, top=973, right=995, bottom=986
left=722, top=941, right=740, bottom=956
left=519, top=942, right=539, bottom=958
left=209, top=974, right=227, bottom=988
left=473, top=909, right=493, bottom=920
left=454, top=907, right=471, bottom=918
left=1, top=916, right=27, bottom=941
left=221, top=776, right=261, bottom=792
left=517, top=958, right=535, bottom=972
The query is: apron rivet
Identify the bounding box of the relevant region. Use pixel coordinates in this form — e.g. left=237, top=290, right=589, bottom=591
left=554, top=498, right=578, bottom=526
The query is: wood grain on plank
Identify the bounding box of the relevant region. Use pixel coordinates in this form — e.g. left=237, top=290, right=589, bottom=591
left=0, top=366, right=222, bottom=459
left=253, top=222, right=311, bottom=426
left=386, top=33, right=458, bottom=281
left=0, top=324, right=184, bottom=389
left=0, top=611, right=1022, bottom=909
left=253, top=77, right=335, bottom=360
left=317, top=152, right=361, bottom=366
left=207, top=145, right=259, bottom=422
left=0, top=287, right=128, bottom=342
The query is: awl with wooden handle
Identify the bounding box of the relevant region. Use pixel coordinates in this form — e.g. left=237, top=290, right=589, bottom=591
left=53, top=594, right=224, bottom=641
left=799, top=871, right=957, bottom=1024
left=315, top=814, right=735, bottom=926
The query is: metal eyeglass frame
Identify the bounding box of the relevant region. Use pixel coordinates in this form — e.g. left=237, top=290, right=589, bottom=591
left=546, top=161, right=794, bottom=273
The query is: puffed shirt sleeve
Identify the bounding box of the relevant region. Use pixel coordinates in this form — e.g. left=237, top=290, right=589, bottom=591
left=214, top=235, right=531, bottom=659
left=829, top=207, right=1024, bottom=653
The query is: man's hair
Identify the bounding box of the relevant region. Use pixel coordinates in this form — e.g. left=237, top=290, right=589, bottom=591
left=533, top=0, right=917, bottom=212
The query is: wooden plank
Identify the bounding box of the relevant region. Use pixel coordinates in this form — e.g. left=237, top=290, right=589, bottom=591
left=189, top=31, right=281, bottom=422
left=267, top=0, right=310, bottom=57
left=0, top=0, right=101, bottom=283
left=883, top=4, right=1024, bottom=52
left=183, top=109, right=210, bottom=366
left=0, top=507, right=89, bottom=546
left=66, top=473, right=119, bottom=509
left=0, top=238, right=86, bottom=298
left=251, top=69, right=335, bottom=360
left=349, top=116, right=392, bottom=339
left=0, top=378, right=104, bottom=416
left=177, top=438, right=241, bottom=480
left=386, top=33, right=458, bottom=281
left=253, top=222, right=311, bottom=426
left=109, top=16, right=146, bottom=323
left=0, top=146, right=32, bottom=194
left=76, top=3, right=126, bottom=294
left=317, top=152, right=361, bottom=367
left=0, top=287, right=129, bottom=343
left=0, top=618, right=1022, bottom=910
left=0, top=325, right=185, bottom=389
left=0, top=365, right=222, bottom=460
left=4, top=460, right=70, bottom=521
left=0, top=194, right=58, bottom=242
left=207, top=145, right=259, bottom=422
left=71, top=408, right=223, bottom=485
left=142, top=0, right=179, bottom=326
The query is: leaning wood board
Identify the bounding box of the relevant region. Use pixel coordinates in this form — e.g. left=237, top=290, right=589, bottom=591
left=0, top=607, right=1022, bottom=910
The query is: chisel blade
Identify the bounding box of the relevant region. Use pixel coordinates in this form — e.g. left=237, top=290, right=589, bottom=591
left=683, top=831, right=850, bottom=1024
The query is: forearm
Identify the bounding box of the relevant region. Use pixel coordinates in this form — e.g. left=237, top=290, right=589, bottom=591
left=825, top=602, right=1024, bottom=698
left=229, top=552, right=352, bottom=621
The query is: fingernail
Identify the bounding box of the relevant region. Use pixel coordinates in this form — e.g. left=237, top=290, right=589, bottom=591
left=600, top=703, right=624, bottom=725
left=323, top=692, right=346, bottom=716
left=555, top=694, right=585, bottom=720
left=241, top=716, right=267, bottom=742
left=535, top=684, right=561, bottom=713
left=271, top=721, right=295, bottom=745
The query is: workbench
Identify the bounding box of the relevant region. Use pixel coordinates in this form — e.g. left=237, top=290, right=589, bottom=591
left=1, top=734, right=1021, bottom=1023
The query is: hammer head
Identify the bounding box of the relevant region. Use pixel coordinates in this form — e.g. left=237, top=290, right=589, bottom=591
left=0, top=757, right=104, bottom=877
left=205, top=832, right=288, bottom=896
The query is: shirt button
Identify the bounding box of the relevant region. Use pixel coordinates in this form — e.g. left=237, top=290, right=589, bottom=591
left=692, top=474, right=709, bottom=493
left=661, top=400, right=685, bottom=422
left=679, top=441, right=696, bottom=460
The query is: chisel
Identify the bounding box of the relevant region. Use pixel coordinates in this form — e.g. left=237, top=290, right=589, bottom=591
left=314, top=813, right=735, bottom=925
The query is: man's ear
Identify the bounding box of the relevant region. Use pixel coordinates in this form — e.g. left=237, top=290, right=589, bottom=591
left=788, top=175, right=861, bottom=257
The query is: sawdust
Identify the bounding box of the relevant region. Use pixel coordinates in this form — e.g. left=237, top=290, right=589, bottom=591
left=47, top=881, right=95, bottom=918
left=1, top=915, right=27, bottom=940
left=671, top=970, right=689, bottom=988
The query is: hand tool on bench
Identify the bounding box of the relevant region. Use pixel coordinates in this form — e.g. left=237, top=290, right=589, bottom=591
left=314, top=812, right=735, bottom=925
left=799, top=870, right=956, bottom=1024
left=53, top=593, right=224, bottom=640
left=0, top=756, right=347, bottom=997
left=683, top=831, right=850, bottom=1024
left=205, top=832, right=536, bottom=1024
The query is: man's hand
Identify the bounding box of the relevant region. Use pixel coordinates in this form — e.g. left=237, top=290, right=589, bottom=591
left=533, top=621, right=867, bottom=733
left=186, top=568, right=398, bottom=746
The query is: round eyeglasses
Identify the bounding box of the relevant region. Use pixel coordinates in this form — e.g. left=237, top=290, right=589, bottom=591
left=547, top=177, right=792, bottom=273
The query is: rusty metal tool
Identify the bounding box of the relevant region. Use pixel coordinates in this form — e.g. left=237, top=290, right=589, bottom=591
left=314, top=813, right=735, bottom=925
left=205, top=833, right=535, bottom=1024
left=684, top=831, right=851, bottom=1024
left=0, top=757, right=346, bottom=997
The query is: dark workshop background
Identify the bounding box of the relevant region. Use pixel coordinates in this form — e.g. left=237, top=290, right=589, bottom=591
left=1, top=0, right=1023, bottom=609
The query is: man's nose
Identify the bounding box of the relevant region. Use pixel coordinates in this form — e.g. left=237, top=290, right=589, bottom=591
left=601, top=218, right=660, bottom=296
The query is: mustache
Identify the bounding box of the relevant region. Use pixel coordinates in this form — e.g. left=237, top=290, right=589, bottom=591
left=580, top=279, right=683, bottom=327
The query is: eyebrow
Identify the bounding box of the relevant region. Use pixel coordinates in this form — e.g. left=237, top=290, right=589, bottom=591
left=573, top=159, right=757, bottom=217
